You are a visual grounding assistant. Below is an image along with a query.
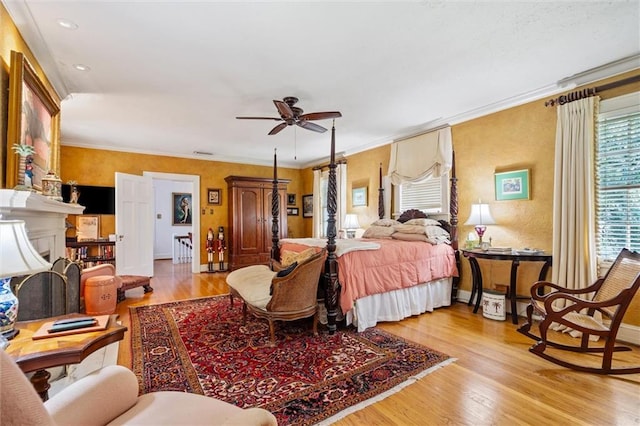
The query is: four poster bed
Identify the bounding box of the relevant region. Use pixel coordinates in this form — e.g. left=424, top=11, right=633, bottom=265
left=268, top=123, right=459, bottom=333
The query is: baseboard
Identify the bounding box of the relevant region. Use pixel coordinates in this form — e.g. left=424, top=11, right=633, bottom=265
left=454, top=290, right=640, bottom=346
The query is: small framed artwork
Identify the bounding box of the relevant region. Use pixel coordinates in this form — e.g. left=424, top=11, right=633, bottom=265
left=207, top=188, right=221, bottom=205
left=302, top=194, right=313, bottom=218
left=287, top=207, right=299, bottom=216
left=76, top=215, right=100, bottom=241
left=287, top=193, right=296, bottom=206
left=173, top=192, right=192, bottom=225
left=495, top=169, right=530, bottom=201
left=352, top=186, right=368, bottom=207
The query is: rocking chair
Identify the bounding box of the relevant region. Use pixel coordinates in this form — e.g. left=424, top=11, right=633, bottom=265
left=518, top=248, right=640, bottom=374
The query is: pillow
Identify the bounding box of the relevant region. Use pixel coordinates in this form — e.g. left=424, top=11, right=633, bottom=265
left=371, top=219, right=401, bottom=227
left=362, top=225, right=396, bottom=239
left=393, top=224, right=428, bottom=234
left=280, top=247, right=317, bottom=267
left=424, top=225, right=450, bottom=239
left=404, top=218, right=441, bottom=226
left=391, top=232, right=430, bottom=242
left=276, top=261, right=297, bottom=278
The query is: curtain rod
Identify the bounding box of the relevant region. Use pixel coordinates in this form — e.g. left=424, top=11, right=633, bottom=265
left=312, top=158, right=347, bottom=171
left=544, top=74, right=640, bottom=107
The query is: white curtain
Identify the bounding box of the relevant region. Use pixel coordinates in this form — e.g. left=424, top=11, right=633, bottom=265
left=312, top=163, right=347, bottom=238
left=389, top=127, right=452, bottom=185
left=551, top=97, right=598, bottom=299
left=312, top=169, right=323, bottom=238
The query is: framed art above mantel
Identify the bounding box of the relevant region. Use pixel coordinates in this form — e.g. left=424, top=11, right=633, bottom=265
left=6, top=51, right=61, bottom=190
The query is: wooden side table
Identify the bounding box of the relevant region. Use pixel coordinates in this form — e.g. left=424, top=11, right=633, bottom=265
left=5, top=313, right=127, bottom=401
left=461, top=249, right=552, bottom=324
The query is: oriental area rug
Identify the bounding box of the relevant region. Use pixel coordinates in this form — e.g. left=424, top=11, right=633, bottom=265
left=130, top=296, right=453, bottom=425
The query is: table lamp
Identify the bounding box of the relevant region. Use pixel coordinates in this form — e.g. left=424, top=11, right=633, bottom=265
left=464, top=202, right=496, bottom=247
left=343, top=214, right=360, bottom=239
left=0, top=220, right=52, bottom=340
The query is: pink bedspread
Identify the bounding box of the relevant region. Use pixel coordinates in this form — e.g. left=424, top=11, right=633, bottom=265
left=281, top=239, right=458, bottom=314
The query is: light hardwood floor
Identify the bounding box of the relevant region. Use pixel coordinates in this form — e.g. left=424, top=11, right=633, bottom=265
left=115, top=260, right=640, bottom=425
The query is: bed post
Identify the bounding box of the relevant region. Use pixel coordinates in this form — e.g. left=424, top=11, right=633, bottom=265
left=324, top=121, right=340, bottom=334
left=378, top=163, right=384, bottom=219
left=449, top=150, right=460, bottom=302
left=271, top=148, right=280, bottom=263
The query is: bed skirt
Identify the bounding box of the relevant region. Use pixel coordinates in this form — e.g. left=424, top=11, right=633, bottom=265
left=319, top=277, right=452, bottom=332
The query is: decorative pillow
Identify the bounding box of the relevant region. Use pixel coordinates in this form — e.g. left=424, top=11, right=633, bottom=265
left=393, top=224, right=428, bottom=234
left=404, top=218, right=441, bottom=226
left=371, top=219, right=401, bottom=227
left=280, top=247, right=317, bottom=267
left=424, top=225, right=450, bottom=239
left=276, top=261, right=297, bottom=278
left=362, top=225, right=396, bottom=239
left=391, top=232, right=429, bottom=242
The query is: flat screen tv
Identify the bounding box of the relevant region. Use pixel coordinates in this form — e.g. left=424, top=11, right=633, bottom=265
left=61, top=184, right=116, bottom=215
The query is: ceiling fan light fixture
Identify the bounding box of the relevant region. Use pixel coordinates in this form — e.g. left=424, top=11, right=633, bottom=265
left=237, top=96, right=341, bottom=136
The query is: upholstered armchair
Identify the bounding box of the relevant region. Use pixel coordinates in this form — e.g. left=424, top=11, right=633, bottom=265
left=0, top=350, right=277, bottom=426
left=227, top=249, right=326, bottom=345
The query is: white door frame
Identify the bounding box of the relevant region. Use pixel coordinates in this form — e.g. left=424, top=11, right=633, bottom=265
left=144, top=171, right=200, bottom=274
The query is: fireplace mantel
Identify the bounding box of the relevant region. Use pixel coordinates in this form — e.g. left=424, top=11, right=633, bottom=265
left=0, top=189, right=85, bottom=260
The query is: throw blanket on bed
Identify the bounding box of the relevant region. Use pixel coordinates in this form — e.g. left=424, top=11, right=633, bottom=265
left=280, top=238, right=380, bottom=257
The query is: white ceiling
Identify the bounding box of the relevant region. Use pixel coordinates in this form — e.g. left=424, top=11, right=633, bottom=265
left=4, top=1, right=640, bottom=168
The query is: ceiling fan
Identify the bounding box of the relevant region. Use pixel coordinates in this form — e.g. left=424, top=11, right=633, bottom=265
left=236, top=96, right=342, bottom=135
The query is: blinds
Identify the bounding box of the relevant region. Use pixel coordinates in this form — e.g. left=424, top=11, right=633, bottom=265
left=595, top=93, right=640, bottom=262
left=398, top=177, right=446, bottom=213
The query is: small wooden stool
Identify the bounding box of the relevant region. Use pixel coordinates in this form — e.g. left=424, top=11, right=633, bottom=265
left=84, top=275, right=117, bottom=315
left=117, top=275, right=153, bottom=302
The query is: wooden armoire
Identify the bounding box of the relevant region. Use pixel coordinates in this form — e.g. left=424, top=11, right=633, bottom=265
left=225, top=176, right=290, bottom=270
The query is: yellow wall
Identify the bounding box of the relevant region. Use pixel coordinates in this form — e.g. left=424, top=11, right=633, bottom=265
left=60, top=146, right=305, bottom=264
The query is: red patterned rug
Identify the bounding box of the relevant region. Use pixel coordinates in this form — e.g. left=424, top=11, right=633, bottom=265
left=130, top=296, right=452, bottom=425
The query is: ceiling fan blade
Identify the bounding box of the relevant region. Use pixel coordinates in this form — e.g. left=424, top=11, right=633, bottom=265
left=273, top=100, right=295, bottom=120
left=268, top=122, right=288, bottom=135
left=236, top=116, right=283, bottom=121
left=298, top=111, right=342, bottom=121
left=296, top=120, right=327, bottom=133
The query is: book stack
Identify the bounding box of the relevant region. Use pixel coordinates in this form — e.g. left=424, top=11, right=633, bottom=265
left=487, top=247, right=512, bottom=254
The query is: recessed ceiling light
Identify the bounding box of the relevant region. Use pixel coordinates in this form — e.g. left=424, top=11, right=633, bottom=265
left=56, top=19, right=78, bottom=30
left=72, top=64, right=91, bottom=72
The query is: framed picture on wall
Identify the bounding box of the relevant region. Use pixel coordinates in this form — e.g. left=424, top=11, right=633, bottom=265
left=352, top=186, right=368, bottom=207
left=76, top=215, right=100, bottom=241
left=287, top=193, right=296, bottom=206
left=207, top=188, right=221, bottom=205
left=302, top=194, right=313, bottom=218
left=172, top=192, right=192, bottom=225
left=495, top=169, right=530, bottom=201
left=287, top=207, right=299, bottom=216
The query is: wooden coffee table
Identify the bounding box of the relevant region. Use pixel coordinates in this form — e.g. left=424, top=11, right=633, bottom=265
left=5, top=313, right=127, bottom=401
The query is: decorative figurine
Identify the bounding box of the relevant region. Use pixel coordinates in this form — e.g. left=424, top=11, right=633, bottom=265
left=206, top=228, right=215, bottom=272
left=215, top=226, right=226, bottom=272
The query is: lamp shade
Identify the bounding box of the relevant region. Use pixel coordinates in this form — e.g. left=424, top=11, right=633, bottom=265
left=343, top=214, right=360, bottom=230
left=0, top=220, right=52, bottom=277
left=464, top=204, right=496, bottom=226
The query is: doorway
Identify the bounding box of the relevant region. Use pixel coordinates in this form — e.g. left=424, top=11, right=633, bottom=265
left=144, top=172, right=200, bottom=274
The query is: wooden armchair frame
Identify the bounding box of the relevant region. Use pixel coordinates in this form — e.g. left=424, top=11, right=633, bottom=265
left=518, top=248, right=640, bottom=374
left=228, top=249, right=326, bottom=345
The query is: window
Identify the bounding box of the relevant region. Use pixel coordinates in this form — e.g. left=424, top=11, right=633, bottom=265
left=595, top=92, right=640, bottom=264
left=394, top=173, right=449, bottom=216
